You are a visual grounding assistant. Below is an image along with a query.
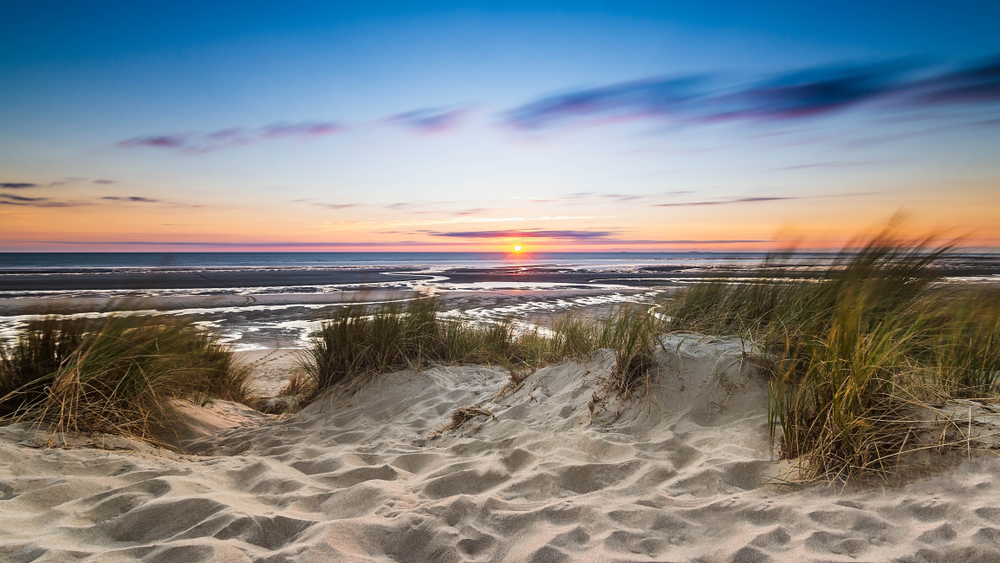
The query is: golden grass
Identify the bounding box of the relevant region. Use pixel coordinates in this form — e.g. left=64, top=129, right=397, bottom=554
left=302, top=299, right=661, bottom=400
left=663, top=229, right=1000, bottom=480
left=0, top=315, right=250, bottom=444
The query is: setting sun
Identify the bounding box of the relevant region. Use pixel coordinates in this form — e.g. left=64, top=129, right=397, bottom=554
left=512, top=245, right=522, bottom=252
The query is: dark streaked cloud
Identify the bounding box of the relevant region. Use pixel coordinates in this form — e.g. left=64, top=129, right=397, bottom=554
left=717, top=63, right=907, bottom=120
left=0, top=194, right=87, bottom=208
left=101, top=196, right=160, bottom=203
left=914, top=57, right=1000, bottom=104
left=388, top=107, right=468, bottom=133
left=0, top=194, right=46, bottom=203
left=314, top=203, right=357, bottom=209
left=93, top=179, right=115, bottom=184
left=503, top=57, right=1000, bottom=130
left=505, top=77, right=701, bottom=130
left=119, top=134, right=190, bottom=149
left=29, top=240, right=472, bottom=248
left=602, top=238, right=767, bottom=245
left=0, top=182, right=38, bottom=189
left=430, top=229, right=613, bottom=240
left=117, top=121, right=342, bottom=153
left=655, top=196, right=798, bottom=208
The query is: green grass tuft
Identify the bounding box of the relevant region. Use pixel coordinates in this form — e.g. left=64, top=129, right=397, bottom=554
left=663, top=229, right=1000, bottom=480
left=303, top=299, right=662, bottom=399
left=1, top=315, right=250, bottom=444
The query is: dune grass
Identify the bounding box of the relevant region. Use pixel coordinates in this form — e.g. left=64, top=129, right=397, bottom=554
left=303, top=299, right=661, bottom=399
left=663, top=231, right=1000, bottom=480
left=0, top=315, right=250, bottom=444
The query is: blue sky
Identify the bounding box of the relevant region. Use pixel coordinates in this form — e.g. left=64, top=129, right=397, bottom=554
left=2, top=1, right=999, bottom=251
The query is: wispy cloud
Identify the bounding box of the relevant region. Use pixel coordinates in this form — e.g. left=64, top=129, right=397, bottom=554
left=388, top=107, right=469, bottom=133
left=914, top=58, right=1000, bottom=104
left=29, top=240, right=474, bottom=249
left=119, top=134, right=190, bottom=149
left=0, top=194, right=87, bottom=208
left=655, top=196, right=797, bottom=207
left=429, top=229, right=613, bottom=240
left=314, top=203, right=357, bottom=210
left=0, top=182, right=38, bottom=189
left=656, top=192, right=873, bottom=207
left=0, top=194, right=46, bottom=203
left=771, top=161, right=878, bottom=171
left=93, top=179, right=115, bottom=184
left=117, top=121, right=343, bottom=153
left=101, top=196, right=160, bottom=203
left=317, top=214, right=599, bottom=231
left=503, top=57, right=1000, bottom=131
left=505, top=77, right=703, bottom=130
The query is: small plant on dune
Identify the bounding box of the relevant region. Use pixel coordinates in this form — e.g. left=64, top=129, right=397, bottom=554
left=303, top=299, right=663, bottom=400
left=596, top=306, right=659, bottom=399
left=0, top=315, right=250, bottom=444
left=664, top=227, right=1000, bottom=480
left=303, top=300, right=535, bottom=393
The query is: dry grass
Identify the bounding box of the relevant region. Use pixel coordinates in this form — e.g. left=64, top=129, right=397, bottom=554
left=0, top=315, right=250, bottom=444
left=302, top=299, right=662, bottom=400
left=663, top=228, right=1000, bottom=480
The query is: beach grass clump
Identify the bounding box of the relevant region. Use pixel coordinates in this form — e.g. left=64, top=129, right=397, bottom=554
left=304, top=300, right=662, bottom=398
left=304, top=300, right=545, bottom=393
left=0, top=318, right=86, bottom=418
left=595, top=307, right=659, bottom=398
left=0, top=315, right=250, bottom=443
left=663, top=230, right=1000, bottom=479
left=915, top=288, right=1000, bottom=397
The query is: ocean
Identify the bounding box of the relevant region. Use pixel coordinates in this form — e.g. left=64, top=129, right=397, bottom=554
left=2, top=251, right=998, bottom=350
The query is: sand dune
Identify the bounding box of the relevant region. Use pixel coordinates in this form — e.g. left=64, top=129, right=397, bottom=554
left=3, top=335, right=1000, bottom=562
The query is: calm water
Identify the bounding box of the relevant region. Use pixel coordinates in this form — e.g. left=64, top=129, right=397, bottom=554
left=0, top=251, right=764, bottom=270
left=2, top=251, right=998, bottom=350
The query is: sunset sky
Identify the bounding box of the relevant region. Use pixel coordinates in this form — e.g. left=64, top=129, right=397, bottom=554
left=2, top=1, right=999, bottom=252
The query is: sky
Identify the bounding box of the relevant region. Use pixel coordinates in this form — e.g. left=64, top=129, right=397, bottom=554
left=2, top=1, right=999, bottom=252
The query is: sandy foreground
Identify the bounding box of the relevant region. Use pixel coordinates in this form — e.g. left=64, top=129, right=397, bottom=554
left=3, top=336, right=1000, bottom=562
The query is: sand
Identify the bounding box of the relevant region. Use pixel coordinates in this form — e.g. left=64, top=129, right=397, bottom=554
left=3, top=335, right=1000, bottom=562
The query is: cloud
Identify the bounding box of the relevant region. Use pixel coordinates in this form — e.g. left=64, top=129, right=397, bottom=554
left=771, top=161, right=877, bottom=171
left=384, top=202, right=415, bottom=210
left=0, top=194, right=45, bottom=203
left=585, top=238, right=767, bottom=245
left=314, top=203, right=357, bottom=209
left=714, top=63, right=908, bottom=120
left=31, top=240, right=472, bottom=248
left=655, top=196, right=797, bottom=207
left=912, top=57, right=1000, bottom=104
left=505, top=77, right=702, bottom=130
left=0, top=194, right=86, bottom=208
left=261, top=122, right=342, bottom=139
left=503, top=57, right=1000, bottom=130
left=101, top=196, right=160, bottom=203
left=118, top=135, right=190, bottom=149
left=93, top=179, right=115, bottom=184
left=429, top=229, right=613, bottom=240
left=388, top=107, right=468, bottom=133
left=117, top=121, right=343, bottom=153
left=0, top=182, right=38, bottom=189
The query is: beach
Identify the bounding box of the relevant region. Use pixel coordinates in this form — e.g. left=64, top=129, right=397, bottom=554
left=3, top=334, right=1000, bottom=562
left=4, top=252, right=1000, bottom=562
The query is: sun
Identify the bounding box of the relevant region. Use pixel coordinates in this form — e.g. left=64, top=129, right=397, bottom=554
left=512, top=245, right=522, bottom=253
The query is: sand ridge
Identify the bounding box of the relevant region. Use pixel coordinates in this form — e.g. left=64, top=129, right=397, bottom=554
left=3, top=336, right=1000, bottom=562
